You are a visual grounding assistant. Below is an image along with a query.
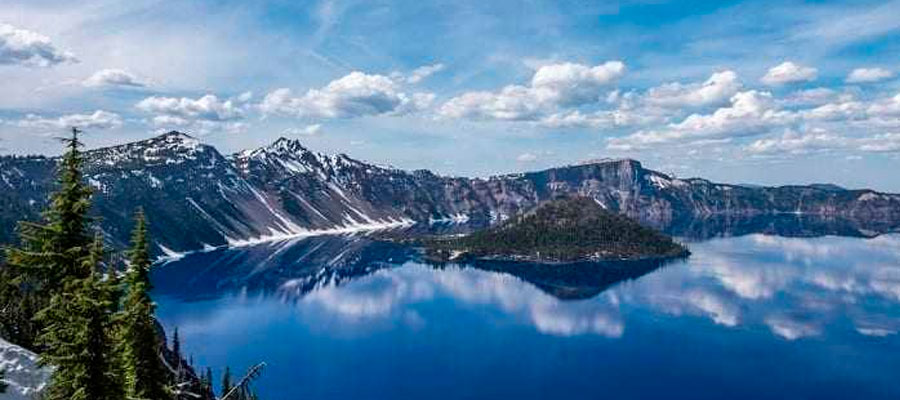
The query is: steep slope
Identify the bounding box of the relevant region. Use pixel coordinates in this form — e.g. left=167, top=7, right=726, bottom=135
left=1, top=131, right=899, bottom=255
left=82, top=131, right=312, bottom=253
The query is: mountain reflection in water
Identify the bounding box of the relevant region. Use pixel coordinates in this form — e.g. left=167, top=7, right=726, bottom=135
left=152, top=217, right=900, bottom=400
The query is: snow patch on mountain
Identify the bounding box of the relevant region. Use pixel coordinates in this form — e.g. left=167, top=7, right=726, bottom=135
left=0, top=338, right=50, bottom=400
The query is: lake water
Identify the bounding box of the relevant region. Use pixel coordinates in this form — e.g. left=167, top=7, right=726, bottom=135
left=152, top=228, right=900, bottom=399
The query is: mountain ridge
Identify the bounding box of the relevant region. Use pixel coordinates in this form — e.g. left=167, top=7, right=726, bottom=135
left=2, top=131, right=899, bottom=255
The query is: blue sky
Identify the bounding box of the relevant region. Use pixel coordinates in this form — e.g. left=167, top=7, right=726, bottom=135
left=2, top=0, right=900, bottom=190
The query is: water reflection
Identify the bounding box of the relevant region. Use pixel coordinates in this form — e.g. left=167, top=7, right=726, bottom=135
left=153, top=225, right=900, bottom=399
left=628, top=234, right=900, bottom=340
left=153, top=235, right=417, bottom=301
left=659, top=213, right=900, bottom=240
left=155, top=232, right=900, bottom=342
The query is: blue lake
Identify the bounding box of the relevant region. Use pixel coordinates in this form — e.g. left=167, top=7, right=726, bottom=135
left=152, top=230, right=900, bottom=399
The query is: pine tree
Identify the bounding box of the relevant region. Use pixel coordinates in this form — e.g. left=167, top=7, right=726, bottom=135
left=35, top=235, right=125, bottom=400
left=3, top=128, right=95, bottom=349
left=172, top=327, right=181, bottom=366
left=205, top=368, right=214, bottom=394
left=0, top=368, right=7, bottom=394
left=221, top=367, right=232, bottom=396
left=121, top=210, right=171, bottom=400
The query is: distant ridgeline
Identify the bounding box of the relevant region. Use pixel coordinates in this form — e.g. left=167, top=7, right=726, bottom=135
left=424, top=197, right=689, bottom=263
left=2, top=131, right=900, bottom=255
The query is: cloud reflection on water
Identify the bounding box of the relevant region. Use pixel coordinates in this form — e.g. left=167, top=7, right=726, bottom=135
left=155, top=233, right=900, bottom=341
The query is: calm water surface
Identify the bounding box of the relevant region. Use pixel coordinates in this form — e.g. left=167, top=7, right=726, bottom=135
left=153, top=230, right=900, bottom=399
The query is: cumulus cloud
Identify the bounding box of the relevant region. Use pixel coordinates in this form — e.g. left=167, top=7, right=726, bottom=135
left=439, top=61, right=625, bottom=121
left=760, top=61, right=818, bottom=86
left=83, top=68, right=146, bottom=88
left=13, top=110, right=122, bottom=130
left=747, top=129, right=846, bottom=155
left=260, top=71, right=430, bottom=118
left=608, top=90, right=793, bottom=150
left=846, top=67, right=894, bottom=83
left=136, top=94, right=247, bottom=121
left=406, top=63, right=445, bottom=84
left=136, top=93, right=251, bottom=135
left=801, top=100, right=866, bottom=121
left=646, top=70, right=742, bottom=108
left=529, top=61, right=627, bottom=106
left=867, top=93, right=900, bottom=117
left=0, top=23, right=76, bottom=67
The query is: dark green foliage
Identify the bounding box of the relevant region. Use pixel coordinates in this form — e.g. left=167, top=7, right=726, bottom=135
left=2, top=129, right=95, bottom=349
left=427, top=197, right=689, bottom=263
left=222, top=366, right=232, bottom=395
left=121, top=210, right=172, bottom=400
left=35, top=236, right=125, bottom=400
left=172, top=327, right=181, bottom=366
left=202, top=367, right=213, bottom=394
left=219, top=365, right=261, bottom=400
left=0, top=368, right=7, bottom=394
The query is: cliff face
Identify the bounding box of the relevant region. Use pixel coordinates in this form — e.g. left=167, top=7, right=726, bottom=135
left=2, top=132, right=899, bottom=254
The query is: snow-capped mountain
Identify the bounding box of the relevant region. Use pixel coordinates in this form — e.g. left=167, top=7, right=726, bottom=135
left=2, top=131, right=900, bottom=255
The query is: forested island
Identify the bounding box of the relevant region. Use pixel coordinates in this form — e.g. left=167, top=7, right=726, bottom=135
left=424, top=197, right=689, bottom=263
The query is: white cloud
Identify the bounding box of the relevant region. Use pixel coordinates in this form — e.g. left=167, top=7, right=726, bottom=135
left=747, top=129, right=846, bottom=155
left=846, top=67, right=894, bottom=83
left=867, top=93, right=900, bottom=117
left=760, top=61, right=818, bottom=86
left=539, top=111, right=606, bottom=129
left=13, top=110, right=122, bottom=130
left=406, top=63, right=445, bottom=84
left=516, top=152, right=538, bottom=162
left=608, top=90, right=794, bottom=149
left=283, top=124, right=322, bottom=136
left=135, top=93, right=251, bottom=135
left=396, top=92, right=436, bottom=114
left=685, top=290, right=740, bottom=327
left=765, top=315, right=820, bottom=340
left=782, top=88, right=840, bottom=106
left=801, top=100, right=866, bottom=121
left=136, top=94, right=246, bottom=121
left=439, top=61, right=625, bottom=121
left=439, top=86, right=543, bottom=121
left=858, top=132, right=900, bottom=153
left=529, top=61, right=626, bottom=106
left=0, top=23, right=76, bottom=67
left=646, top=70, right=742, bottom=108
left=260, top=71, right=425, bottom=119
left=748, top=129, right=900, bottom=156
left=82, top=68, right=146, bottom=88
left=147, top=117, right=247, bottom=136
